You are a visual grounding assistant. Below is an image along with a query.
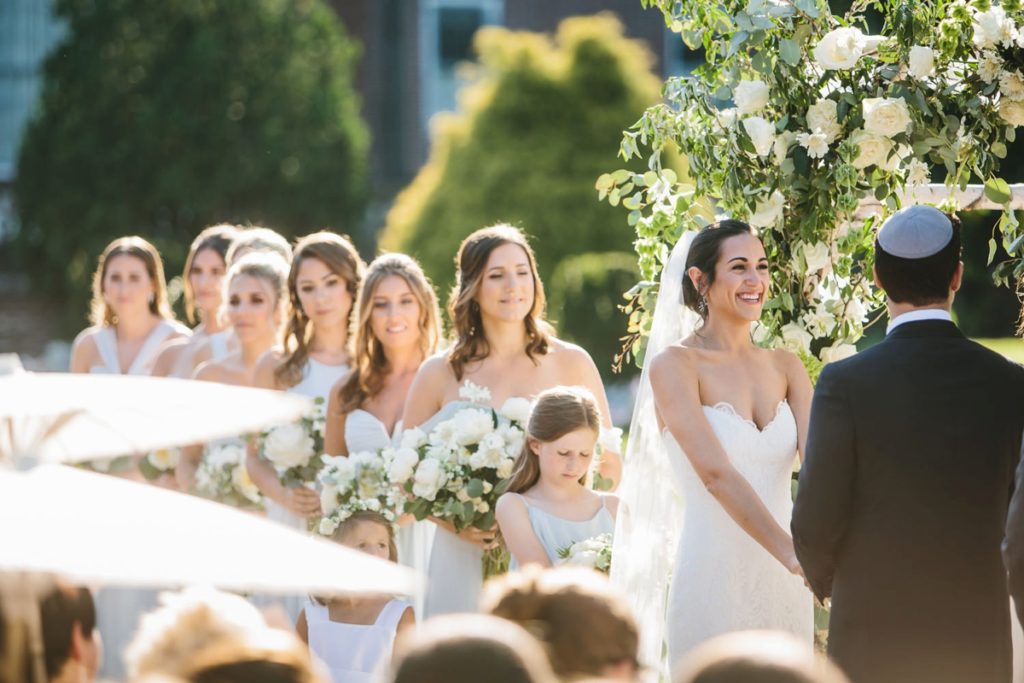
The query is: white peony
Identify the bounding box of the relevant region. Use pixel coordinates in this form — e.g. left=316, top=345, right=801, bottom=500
left=232, top=464, right=262, bottom=504
left=458, top=380, right=492, bottom=404
left=862, top=97, right=912, bottom=138
left=820, top=343, right=858, bottom=364
left=749, top=190, right=785, bottom=228
left=905, top=158, right=930, bottom=186
left=908, top=46, right=936, bottom=80
left=973, top=5, right=1014, bottom=50
left=978, top=51, right=1003, bottom=84
left=734, top=79, right=771, bottom=115
left=813, top=27, right=882, bottom=70
left=797, top=130, right=831, bottom=159
left=800, top=241, right=831, bottom=273
left=496, top=423, right=525, bottom=456
left=320, top=484, right=340, bottom=513
left=469, top=432, right=506, bottom=470
left=498, top=397, right=532, bottom=424
left=262, top=423, right=315, bottom=469
left=387, top=447, right=420, bottom=484
left=568, top=549, right=601, bottom=568
left=850, top=129, right=893, bottom=170
left=716, top=107, right=738, bottom=129
left=1000, top=71, right=1024, bottom=102
left=781, top=322, right=814, bottom=355
left=148, top=448, right=179, bottom=472
left=412, top=459, right=448, bottom=501
left=497, top=457, right=516, bottom=479
left=450, top=408, right=494, bottom=446
left=1000, top=99, right=1024, bottom=127
left=742, top=116, right=776, bottom=157
left=806, top=99, right=842, bottom=143
left=400, top=428, right=427, bottom=449
left=326, top=456, right=355, bottom=489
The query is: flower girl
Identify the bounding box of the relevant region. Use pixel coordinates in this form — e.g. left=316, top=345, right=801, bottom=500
left=297, top=511, right=415, bottom=683
left=495, top=387, right=618, bottom=569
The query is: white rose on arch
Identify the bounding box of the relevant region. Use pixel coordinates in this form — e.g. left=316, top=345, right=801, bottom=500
left=742, top=116, right=776, bottom=157
left=973, top=5, right=1014, bottom=50
left=748, top=190, right=785, bottom=228
left=862, top=97, right=912, bottom=138
left=800, top=241, right=831, bottom=274
left=999, top=100, right=1024, bottom=127
left=907, top=46, right=935, bottom=80
left=797, top=130, right=831, bottom=159
left=820, top=343, right=858, bottom=364
left=813, top=27, right=884, bottom=70
left=999, top=72, right=1024, bottom=102
left=806, top=99, right=842, bottom=143
left=780, top=323, right=814, bottom=356
left=734, top=79, right=771, bottom=115
left=850, top=129, right=893, bottom=170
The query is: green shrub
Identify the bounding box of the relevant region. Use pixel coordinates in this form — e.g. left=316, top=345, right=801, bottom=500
left=14, top=0, right=368, bottom=331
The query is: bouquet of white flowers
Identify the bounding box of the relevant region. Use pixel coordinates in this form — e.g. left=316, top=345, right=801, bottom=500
left=139, top=448, right=179, bottom=482
left=557, top=533, right=613, bottom=574
left=317, top=451, right=405, bottom=536
left=259, top=397, right=326, bottom=488
left=388, top=381, right=528, bottom=535
left=194, top=441, right=263, bottom=509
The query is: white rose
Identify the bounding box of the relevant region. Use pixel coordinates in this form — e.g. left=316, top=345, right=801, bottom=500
left=806, top=99, right=842, bottom=143
left=742, top=116, right=776, bottom=157
left=498, top=397, right=532, bottom=425
left=844, top=296, right=869, bottom=324
left=716, top=107, right=738, bottom=129
left=387, top=447, right=420, bottom=484
left=820, top=343, right=858, bottom=364
left=978, top=51, right=1003, bottom=84
left=781, top=322, right=814, bottom=356
left=320, top=484, right=340, bottom=513
left=428, top=420, right=460, bottom=450
left=232, top=464, right=261, bottom=504
left=803, top=306, right=837, bottom=338
left=147, top=448, right=179, bottom=472
left=862, top=97, right=911, bottom=138
left=318, top=516, right=339, bottom=536
left=458, top=380, right=492, bottom=404
left=813, top=27, right=879, bottom=70
left=262, top=423, right=315, bottom=469
left=773, top=130, right=796, bottom=165
left=412, top=459, right=448, bottom=501
left=496, top=424, right=525, bottom=456
left=905, top=158, right=930, bottom=186
left=475, top=501, right=490, bottom=513
left=399, top=428, right=427, bottom=449
left=797, top=130, right=831, bottom=159
left=749, top=190, right=785, bottom=228
left=734, top=79, right=771, bottom=115
left=974, top=6, right=1013, bottom=49
left=568, top=549, right=601, bottom=568
left=908, top=46, right=936, bottom=80
left=850, top=129, right=893, bottom=169
left=1000, top=71, right=1024, bottom=102
left=326, top=457, right=355, bottom=489
left=497, top=457, right=516, bottom=479
left=451, top=408, right=494, bottom=446
left=800, top=241, right=831, bottom=273
left=1000, top=99, right=1024, bottom=127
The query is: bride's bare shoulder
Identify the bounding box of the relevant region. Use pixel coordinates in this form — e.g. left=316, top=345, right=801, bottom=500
left=649, top=343, right=700, bottom=377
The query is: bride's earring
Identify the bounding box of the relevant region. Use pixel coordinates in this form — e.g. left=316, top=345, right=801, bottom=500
left=698, top=293, right=708, bottom=316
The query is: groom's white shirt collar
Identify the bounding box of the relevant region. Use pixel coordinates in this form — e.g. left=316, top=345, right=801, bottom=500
left=886, top=309, right=953, bottom=335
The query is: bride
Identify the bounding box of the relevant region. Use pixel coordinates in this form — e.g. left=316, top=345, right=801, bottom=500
left=613, top=220, right=813, bottom=678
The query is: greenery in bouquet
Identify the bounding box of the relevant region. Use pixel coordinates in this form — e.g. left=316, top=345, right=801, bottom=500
left=317, top=452, right=404, bottom=536
left=557, top=533, right=614, bottom=574
left=138, top=448, right=179, bottom=482
left=603, top=0, right=1024, bottom=373
left=259, top=398, right=327, bottom=489
left=194, top=441, right=263, bottom=510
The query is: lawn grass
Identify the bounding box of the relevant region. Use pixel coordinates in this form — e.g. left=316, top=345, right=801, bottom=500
left=976, top=338, right=1024, bottom=363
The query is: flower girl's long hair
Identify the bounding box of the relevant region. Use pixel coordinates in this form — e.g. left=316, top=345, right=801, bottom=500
left=505, top=387, right=601, bottom=495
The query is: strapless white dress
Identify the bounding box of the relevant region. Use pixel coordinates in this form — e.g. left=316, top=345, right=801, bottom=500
left=665, top=401, right=813, bottom=674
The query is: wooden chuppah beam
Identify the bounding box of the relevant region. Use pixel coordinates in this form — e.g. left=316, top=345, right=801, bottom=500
left=855, top=183, right=1024, bottom=218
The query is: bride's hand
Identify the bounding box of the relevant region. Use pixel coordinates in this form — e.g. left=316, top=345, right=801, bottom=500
left=283, top=486, right=321, bottom=518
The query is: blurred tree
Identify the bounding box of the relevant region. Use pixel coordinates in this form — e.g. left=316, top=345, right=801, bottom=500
left=379, top=13, right=669, bottom=365
left=14, top=0, right=368, bottom=330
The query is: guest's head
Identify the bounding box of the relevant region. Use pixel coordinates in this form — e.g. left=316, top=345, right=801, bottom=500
left=387, top=614, right=557, bottom=683
left=506, top=387, right=602, bottom=494
left=38, top=582, right=101, bottom=683
left=482, top=566, right=640, bottom=681
left=90, top=236, right=174, bottom=326
left=0, top=573, right=53, bottom=683
left=276, top=232, right=365, bottom=388
left=448, top=224, right=551, bottom=380
left=183, top=224, right=241, bottom=326
left=322, top=510, right=397, bottom=563
left=221, top=253, right=290, bottom=346
left=225, top=227, right=293, bottom=267
left=672, top=631, right=848, bottom=683
left=179, top=628, right=326, bottom=683
left=683, top=220, right=765, bottom=325
left=873, top=206, right=963, bottom=308
left=125, top=586, right=269, bottom=679
left=337, top=253, right=441, bottom=414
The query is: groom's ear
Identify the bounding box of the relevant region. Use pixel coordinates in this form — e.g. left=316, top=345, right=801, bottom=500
left=872, top=264, right=883, bottom=291
left=950, top=261, right=965, bottom=293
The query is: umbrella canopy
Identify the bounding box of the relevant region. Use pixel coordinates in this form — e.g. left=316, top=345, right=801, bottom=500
left=0, top=365, right=313, bottom=464
left=0, top=465, right=419, bottom=596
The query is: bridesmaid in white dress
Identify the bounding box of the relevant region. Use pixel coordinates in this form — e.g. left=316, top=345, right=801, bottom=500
left=151, top=224, right=240, bottom=378
left=401, top=224, right=623, bottom=617
left=248, top=232, right=366, bottom=530
left=175, top=252, right=290, bottom=491
left=322, top=253, right=443, bottom=605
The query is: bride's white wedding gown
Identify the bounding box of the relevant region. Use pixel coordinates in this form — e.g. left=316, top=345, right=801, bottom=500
left=665, top=400, right=813, bottom=671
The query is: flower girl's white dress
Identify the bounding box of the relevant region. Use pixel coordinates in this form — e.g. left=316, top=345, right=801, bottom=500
left=305, top=597, right=411, bottom=683
left=665, top=400, right=813, bottom=672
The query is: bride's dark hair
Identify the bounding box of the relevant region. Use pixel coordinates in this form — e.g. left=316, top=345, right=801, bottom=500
left=681, top=219, right=760, bottom=321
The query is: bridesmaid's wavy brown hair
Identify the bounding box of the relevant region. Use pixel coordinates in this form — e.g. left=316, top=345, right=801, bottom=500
left=448, top=225, right=551, bottom=380
left=89, top=236, right=175, bottom=326
left=182, top=224, right=240, bottom=325
left=337, top=253, right=442, bottom=414
left=275, top=232, right=365, bottom=389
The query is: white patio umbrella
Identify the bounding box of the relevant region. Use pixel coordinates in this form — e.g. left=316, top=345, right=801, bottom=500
left=0, top=356, right=313, bottom=464
left=0, top=464, right=420, bottom=596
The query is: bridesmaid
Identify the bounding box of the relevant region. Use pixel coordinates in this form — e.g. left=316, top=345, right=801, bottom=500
left=70, top=236, right=190, bottom=377
left=151, top=224, right=240, bottom=377
left=401, top=224, right=623, bottom=617
left=176, top=252, right=290, bottom=490
left=247, top=232, right=366, bottom=528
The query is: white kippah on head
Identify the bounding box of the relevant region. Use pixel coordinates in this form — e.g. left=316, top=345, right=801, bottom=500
left=876, top=205, right=953, bottom=259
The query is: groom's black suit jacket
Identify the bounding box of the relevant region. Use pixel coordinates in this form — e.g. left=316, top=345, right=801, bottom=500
left=792, top=319, right=1024, bottom=683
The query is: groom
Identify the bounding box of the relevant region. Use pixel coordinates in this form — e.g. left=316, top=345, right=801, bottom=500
left=791, top=205, right=1024, bottom=683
